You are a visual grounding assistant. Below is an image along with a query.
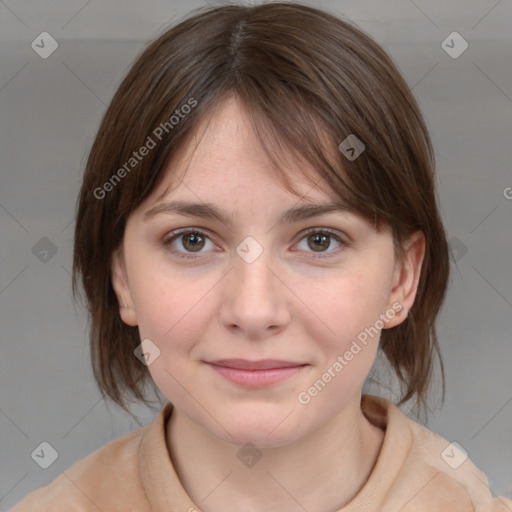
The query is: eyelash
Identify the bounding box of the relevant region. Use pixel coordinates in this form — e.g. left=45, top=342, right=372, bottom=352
left=162, top=227, right=349, bottom=261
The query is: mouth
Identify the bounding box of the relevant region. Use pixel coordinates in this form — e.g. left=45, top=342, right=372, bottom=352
left=208, top=359, right=306, bottom=370
left=204, top=359, right=309, bottom=388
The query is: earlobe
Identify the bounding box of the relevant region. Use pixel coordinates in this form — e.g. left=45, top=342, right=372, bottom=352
left=111, top=248, right=138, bottom=327
left=383, top=231, right=425, bottom=329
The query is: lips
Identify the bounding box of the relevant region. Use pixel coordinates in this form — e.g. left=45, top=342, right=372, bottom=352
left=208, top=359, right=305, bottom=370
left=205, top=359, right=308, bottom=387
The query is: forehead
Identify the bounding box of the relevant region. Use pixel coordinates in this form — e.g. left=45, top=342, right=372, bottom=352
left=148, top=96, right=338, bottom=206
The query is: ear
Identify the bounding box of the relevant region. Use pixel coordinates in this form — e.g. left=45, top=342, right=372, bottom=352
left=383, top=231, right=425, bottom=329
left=111, top=246, right=138, bottom=327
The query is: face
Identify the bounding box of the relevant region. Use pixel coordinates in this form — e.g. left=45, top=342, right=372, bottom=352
left=112, top=96, right=423, bottom=448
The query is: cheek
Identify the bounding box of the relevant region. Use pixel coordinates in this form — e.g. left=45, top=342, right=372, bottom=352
left=132, top=270, right=214, bottom=406
left=303, top=267, right=392, bottom=345
left=131, top=266, right=219, bottom=353
left=299, top=275, right=387, bottom=408
left=296, top=268, right=392, bottom=406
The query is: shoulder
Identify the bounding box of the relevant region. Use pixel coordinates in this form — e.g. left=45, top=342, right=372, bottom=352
left=10, top=425, right=152, bottom=512
left=363, top=395, right=512, bottom=511
left=391, top=400, right=512, bottom=512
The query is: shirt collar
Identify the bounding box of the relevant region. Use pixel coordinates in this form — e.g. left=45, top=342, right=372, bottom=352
left=138, top=395, right=409, bottom=511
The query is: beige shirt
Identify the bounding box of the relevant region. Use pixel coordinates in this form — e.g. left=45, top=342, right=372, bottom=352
left=11, top=395, right=512, bottom=511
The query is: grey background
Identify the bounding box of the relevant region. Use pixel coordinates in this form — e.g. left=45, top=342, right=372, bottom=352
left=1, top=0, right=511, bottom=508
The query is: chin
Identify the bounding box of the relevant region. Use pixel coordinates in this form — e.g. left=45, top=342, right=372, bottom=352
left=209, top=407, right=307, bottom=449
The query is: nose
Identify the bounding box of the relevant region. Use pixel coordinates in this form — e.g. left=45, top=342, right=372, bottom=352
left=219, top=242, right=291, bottom=339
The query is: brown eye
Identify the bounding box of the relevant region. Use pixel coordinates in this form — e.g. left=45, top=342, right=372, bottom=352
left=163, top=229, right=217, bottom=260
left=294, top=228, right=347, bottom=259
left=307, top=233, right=331, bottom=252
left=181, top=232, right=205, bottom=252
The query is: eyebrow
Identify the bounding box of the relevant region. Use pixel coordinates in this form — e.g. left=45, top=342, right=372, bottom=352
left=143, top=200, right=353, bottom=226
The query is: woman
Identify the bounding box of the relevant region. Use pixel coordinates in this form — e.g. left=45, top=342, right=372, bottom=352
left=12, top=3, right=512, bottom=510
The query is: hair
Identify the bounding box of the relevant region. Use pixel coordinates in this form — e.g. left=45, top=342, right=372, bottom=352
left=72, top=1, right=450, bottom=419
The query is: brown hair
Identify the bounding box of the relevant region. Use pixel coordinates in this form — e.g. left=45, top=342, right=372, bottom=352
left=72, top=2, right=450, bottom=418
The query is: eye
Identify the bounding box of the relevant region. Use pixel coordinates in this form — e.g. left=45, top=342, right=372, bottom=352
left=162, top=229, right=218, bottom=260
left=294, top=228, right=347, bottom=258
left=162, top=227, right=349, bottom=261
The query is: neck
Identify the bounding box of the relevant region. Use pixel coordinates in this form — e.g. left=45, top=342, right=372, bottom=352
left=166, top=393, right=385, bottom=512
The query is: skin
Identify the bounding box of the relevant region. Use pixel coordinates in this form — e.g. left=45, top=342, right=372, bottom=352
left=112, top=96, right=425, bottom=512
